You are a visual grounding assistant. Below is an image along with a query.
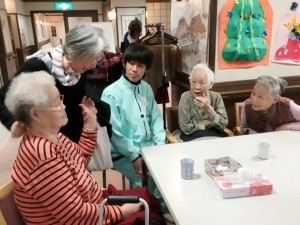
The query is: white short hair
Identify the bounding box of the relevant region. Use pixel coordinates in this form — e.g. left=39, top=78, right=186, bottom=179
left=189, top=63, right=215, bottom=86
left=5, top=71, right=55, bottom=125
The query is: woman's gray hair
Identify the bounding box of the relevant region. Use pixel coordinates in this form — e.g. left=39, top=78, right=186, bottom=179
left=5, top=71, right=55, bottom=126
left=64, top=23, right=108, bottom=61
left=89, top=23, right=109, bottom=51
left=256, top=76, right=288, bottom=99
left=189, top=63, right=215, bottom=86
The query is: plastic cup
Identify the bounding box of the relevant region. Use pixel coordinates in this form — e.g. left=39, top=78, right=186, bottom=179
left=181, top=158, right=194, bottom=179
left=257, top=142, right=270, bottom=160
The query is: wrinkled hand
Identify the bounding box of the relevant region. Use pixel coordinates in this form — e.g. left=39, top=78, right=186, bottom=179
left=10, top=121, right=26, bottom=138
left=275, top=123, right=291, bottom=131
left=120, top=203, right=143, bottom=218
left=194, top=96, right=211, bottom=109
left=80, top=96, right=97, bottom=130
left=81, top=96, right=97, bottom=114
left=203, top=119, right=212, bottom=126
left=194, top=96, right=216, bottom=119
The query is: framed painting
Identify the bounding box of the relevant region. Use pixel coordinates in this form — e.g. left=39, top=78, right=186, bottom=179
left=171, top=0, right=214, bottom=74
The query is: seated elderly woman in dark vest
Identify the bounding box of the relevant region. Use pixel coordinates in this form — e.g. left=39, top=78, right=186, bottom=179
left=240, top=75, right=300, bottom=134
left=5, top=71, right=166, bottom=225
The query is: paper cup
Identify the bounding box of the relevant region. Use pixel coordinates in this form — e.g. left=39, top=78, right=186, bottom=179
left=257, top=142, right=270, bottom=160
left=181, top=158, right=194, bottom=179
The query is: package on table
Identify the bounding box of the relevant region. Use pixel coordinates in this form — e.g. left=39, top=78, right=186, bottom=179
left=214, top=176, right=273, bottom=199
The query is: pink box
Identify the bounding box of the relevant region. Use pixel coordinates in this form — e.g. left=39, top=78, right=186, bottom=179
left=214, top=176, right=273, bottom=199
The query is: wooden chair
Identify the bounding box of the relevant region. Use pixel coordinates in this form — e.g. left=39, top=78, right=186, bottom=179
left=0, top=180, right=25, bottom=225
left=233, top=102, right=244, bottom=135
left=166, top=106, right=181, bottom=143
left=166, top=106, right=234, bottom=143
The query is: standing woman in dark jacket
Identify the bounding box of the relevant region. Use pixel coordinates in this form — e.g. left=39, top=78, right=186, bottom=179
left=0, top=24, right=111, bottom=142
left=121, top=18, right=142, bottom=53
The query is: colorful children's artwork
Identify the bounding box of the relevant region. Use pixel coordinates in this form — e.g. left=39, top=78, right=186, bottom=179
left=273, top=3, right=300, bottom=64
left=218, top=0, right=273, bottom=69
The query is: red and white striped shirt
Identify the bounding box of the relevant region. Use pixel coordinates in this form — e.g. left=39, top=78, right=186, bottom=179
left=12, top=129, right=121, bottom=225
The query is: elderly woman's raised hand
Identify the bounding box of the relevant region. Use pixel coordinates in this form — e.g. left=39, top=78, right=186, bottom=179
left=194, top=96, right=211, bottom=109
left=194, top=96, right=217, bottom=120
left=80, top=96, right=97, bottom=131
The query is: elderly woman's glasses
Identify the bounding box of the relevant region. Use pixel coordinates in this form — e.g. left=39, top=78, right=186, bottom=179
left=89, top=55, right=104, bottom=66
left=45, top=95, right=65, bottom=111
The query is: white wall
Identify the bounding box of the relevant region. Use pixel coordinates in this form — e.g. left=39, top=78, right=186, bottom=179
left=33, top=13, right=49, bottom=44
left=0, top=9, right=12, bottom=53
left=46, top=15, right=64, bottom=46
left=3, top=0, right=15, bottom=13
left=0, top=0, right=4, bottom=9
left=18, top=14, right=34, bottom=46
left=112, top=0, right=145, bottom=8
left=14, top=0, right=25, bottom=14
left=215, top=0, right=300, bottom=83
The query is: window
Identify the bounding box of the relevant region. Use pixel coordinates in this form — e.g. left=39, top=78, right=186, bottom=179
left=51, top=26, right=57, bottom=37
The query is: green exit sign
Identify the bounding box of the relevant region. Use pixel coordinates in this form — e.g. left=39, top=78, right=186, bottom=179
left=55, top=2, right=73, bottom=10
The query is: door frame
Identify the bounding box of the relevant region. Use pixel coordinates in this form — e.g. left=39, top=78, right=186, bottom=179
left=30, top=10, right=98, bottom=49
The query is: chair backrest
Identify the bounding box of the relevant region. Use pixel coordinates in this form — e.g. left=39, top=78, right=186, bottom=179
left=235, top=102, right=244, bottom=127
left=0, top=180, right=25, bottom=225
left=166, top=106, right=179, bottom=133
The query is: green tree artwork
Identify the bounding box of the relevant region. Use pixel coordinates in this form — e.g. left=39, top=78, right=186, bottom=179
left=222, top=0, right=267, bottom=61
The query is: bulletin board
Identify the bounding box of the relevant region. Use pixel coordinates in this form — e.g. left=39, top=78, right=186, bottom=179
left=211, top=0, right=300, bottom=83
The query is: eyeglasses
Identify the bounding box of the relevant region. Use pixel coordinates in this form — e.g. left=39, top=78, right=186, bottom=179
left=89, top=55, right=104, bottom=66
left=44, top=95, right=65, bottom=111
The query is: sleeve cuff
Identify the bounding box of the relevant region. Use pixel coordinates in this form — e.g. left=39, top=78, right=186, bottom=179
left=132, top=155, right=141, bottom=163
left=129, top=152, right=140, bottom=162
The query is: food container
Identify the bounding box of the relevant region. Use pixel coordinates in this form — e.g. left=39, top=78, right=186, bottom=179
left=204, top=156, right=242, bottom=178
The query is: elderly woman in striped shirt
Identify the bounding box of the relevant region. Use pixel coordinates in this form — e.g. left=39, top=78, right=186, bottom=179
left=4, top=71, right=144, bottom=225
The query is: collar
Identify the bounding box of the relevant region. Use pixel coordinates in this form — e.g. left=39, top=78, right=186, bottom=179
left=122, top=74, right=141, bottom=85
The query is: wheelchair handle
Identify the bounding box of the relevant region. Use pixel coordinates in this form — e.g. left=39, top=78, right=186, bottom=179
left=107, top=195, right=139, bottom=203
left=99, top=196, right=149, bottom=225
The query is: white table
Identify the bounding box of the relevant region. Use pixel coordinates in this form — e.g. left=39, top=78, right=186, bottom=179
left=141, top=131, right=300, bottom=225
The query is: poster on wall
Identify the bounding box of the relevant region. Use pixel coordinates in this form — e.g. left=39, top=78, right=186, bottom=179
left=218, top=0, right=273, bottom=69
left=273, top=2, right=300, bottom=65
left=20, top=29, right=26, bottom=47
left=171, top=0, right=210, bottom=74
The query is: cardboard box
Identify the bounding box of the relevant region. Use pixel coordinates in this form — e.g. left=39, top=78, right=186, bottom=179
left=214, top=176, right=273, bottom=198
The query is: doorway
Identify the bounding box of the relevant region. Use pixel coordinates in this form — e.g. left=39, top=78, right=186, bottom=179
left=30, top=10, right=98, bottom=49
